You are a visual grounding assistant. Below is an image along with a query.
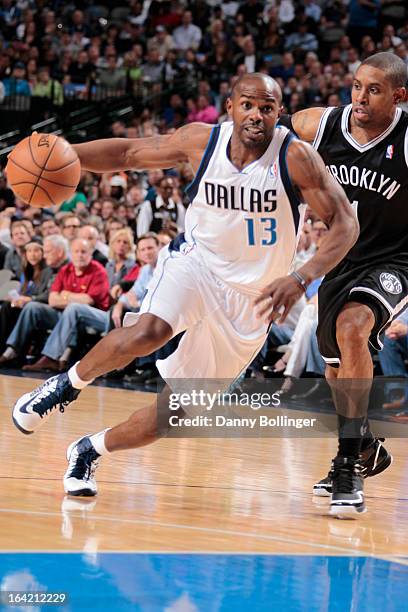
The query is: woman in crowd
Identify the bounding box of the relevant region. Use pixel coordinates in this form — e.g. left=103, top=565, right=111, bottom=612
left=106, top=228, right=136, bottom=301
left=0, top=237, right=52, bottom=354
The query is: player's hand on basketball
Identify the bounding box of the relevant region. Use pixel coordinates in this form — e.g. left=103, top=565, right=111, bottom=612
left=255, top=276, right=305, bottom=324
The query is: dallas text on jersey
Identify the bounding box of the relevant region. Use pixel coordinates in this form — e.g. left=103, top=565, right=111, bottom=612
left=204, top=182, right=278, bottom=212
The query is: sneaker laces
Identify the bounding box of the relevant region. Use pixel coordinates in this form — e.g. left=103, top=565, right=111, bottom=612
left=32, top=391, right=68, bottom=418
left=332, top=460, right=362, bottom=493
left=31, top=376, right=78, bottom=419
left=69, top=448, right=100, bottom=482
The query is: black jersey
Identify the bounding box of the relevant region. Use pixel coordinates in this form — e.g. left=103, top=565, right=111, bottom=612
left=313, top=104, right=408, bottom=265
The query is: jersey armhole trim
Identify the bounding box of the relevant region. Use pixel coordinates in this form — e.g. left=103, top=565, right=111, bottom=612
left=312, top=107, right=335, bottom=150
left=278, top=131, right=302, bottom=233
left=185, top=125, right=221, bottom=203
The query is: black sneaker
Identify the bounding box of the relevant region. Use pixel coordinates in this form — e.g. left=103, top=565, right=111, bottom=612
left=64, top=436, right=100, bottom=497
left=329, top=456, right=366, bottom=518
left=313, top=438, right=392, bottom=497
left=12, top=373, right=80, bottom=435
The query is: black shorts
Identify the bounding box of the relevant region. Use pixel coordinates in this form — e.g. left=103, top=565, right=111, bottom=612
left=317, top=259, right=408, bottom=366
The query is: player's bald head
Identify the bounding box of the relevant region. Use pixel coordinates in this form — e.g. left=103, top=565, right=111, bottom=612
left=231, top=73, right=282, bottom=104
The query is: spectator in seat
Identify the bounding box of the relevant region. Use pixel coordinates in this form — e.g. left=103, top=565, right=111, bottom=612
left=106, top=228, right=136, bottom=301
left=233, top=36, right=264, bottom=73
left=187, top=94, right=219, bottom=124
left=137, top=176, right=185, bottom=237
left=173, top=10, right=202, bottom=52
left=0, top=237, right=52, bottom=354
left=104, top=217, right=126, bottom=244
left=97, top=53, right=126, bottom=95
left=110, top=233, right=160, bottom=330
left=3, top=61, right=31, bottom=97
left=113, top=232, right=161, bottom=296
left=4, top=220, right=31, bottom=278
left=68, top=49, right=94, bottom=87
left=77, top=224, right=108, bottom=266
left=101, top=198, right=116, bottom=222
left=60, top=214, right=81, bottom=242
left=147, top=25, right=175, bottom=60
left=39, top=217, right=61, bottom=238
left=32, top=65, right=63, bottom=106
left=23, top=238, right=109, bottom=372
left=0, top=235, right=69, bottom=365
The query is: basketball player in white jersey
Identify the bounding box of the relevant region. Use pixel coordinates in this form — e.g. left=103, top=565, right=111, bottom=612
left=12, top=74, right=358, bottom=499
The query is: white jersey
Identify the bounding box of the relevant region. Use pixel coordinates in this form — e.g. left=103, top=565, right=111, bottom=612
left=181, top=121, right=305, bottom=294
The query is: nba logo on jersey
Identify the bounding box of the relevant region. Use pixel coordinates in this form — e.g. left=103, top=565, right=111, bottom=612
left=269, top=162, right=278, bottom=178
left=386, top=144, right=394, bottom=159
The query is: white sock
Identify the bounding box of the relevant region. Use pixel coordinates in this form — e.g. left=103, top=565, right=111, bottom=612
left=89, top=429, right=111, bottom=456
left=68, top=362, right=94, bottom=390
left=3, top=347, right=17, bottom=359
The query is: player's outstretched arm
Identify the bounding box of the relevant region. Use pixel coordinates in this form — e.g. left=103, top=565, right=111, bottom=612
left=255, top=140, right=359, bottom=324
left=72, top=123, right=212, bottom=173
left=287, top=139, right=359, bottom=282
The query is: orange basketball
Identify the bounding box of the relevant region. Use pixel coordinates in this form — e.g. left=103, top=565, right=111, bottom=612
left=6, top=132, right=81, bottom=208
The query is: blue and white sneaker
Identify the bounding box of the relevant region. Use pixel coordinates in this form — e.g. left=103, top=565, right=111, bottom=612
left=12, top=373, right=80, bottom=435
left=64, top=436, right=100, bottom=497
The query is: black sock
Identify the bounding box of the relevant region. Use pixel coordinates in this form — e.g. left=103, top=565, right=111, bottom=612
left=337, top=415, right=365, bottom=459
left=360, top=417, right=375, bottom=451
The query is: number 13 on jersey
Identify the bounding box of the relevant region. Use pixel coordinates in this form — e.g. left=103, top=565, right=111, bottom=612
left=245, top=217, right=277, bottom=246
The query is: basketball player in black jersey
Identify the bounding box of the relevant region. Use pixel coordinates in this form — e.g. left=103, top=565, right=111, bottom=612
left=277, top=52, right=408, bottom=517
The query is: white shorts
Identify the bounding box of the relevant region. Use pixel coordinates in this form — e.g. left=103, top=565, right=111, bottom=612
left=138, top=245, right=268, bottom=383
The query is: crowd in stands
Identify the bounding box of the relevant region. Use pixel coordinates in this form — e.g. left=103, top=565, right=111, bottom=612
left=0, top=0, right=408, bottom=400
left=1, top=0, right=407, bottom=112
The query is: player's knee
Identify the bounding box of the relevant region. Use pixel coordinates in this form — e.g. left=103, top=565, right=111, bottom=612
left=111, top=325, right=167, bottom=357
left=336, top=306, right=374, bottom=349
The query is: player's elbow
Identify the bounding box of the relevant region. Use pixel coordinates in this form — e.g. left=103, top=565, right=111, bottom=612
left=347, top=212, right=360, bottom=246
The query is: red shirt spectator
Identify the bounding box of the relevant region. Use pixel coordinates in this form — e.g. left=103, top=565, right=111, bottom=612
left=51, top=260, right=110, bottom=310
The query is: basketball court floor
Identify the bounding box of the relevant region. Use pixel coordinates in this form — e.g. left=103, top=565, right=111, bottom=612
left=1, top=373, right=407, bottom=610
